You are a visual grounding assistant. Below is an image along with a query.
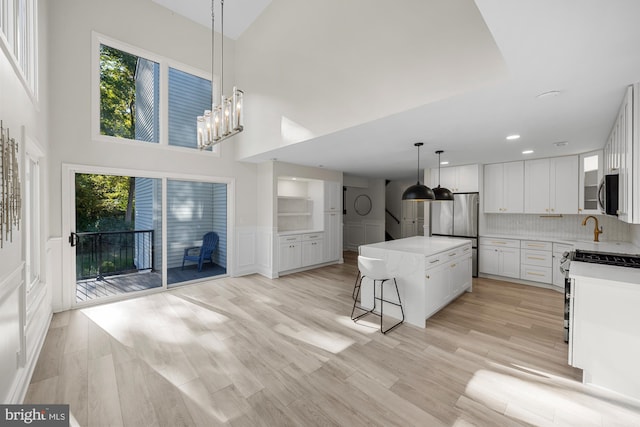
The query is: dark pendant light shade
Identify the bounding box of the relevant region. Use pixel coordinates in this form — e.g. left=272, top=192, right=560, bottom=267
left=402, top=142, right=435, bottom=201
left=433, top=150, right=454, bottom=201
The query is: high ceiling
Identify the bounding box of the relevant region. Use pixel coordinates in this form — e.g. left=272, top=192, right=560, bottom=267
left=155, top=0, right=640, bottom=180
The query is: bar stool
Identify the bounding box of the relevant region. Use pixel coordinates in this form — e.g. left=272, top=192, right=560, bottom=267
left=351, top=256, right=404, bottom=334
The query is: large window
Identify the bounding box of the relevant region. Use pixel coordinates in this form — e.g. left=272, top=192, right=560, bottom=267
left=94, top=34, right=216, bottom=153
left=0, top=0, right=38, bottom=95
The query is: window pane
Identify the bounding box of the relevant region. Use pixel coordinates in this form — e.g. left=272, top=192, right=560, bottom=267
left=166, top=180, right=227, bottom=286
left=168, top=68, right=213, bottom=150
left=99, top=44, right=159, bottom=143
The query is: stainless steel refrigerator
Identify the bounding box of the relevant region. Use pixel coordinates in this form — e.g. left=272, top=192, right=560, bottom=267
left=430, top=192, right=479, bottom=276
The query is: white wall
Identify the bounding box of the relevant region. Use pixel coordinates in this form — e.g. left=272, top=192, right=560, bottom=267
left=234, top=0, right=506, bottom=160
left=0, top=0, right=51, bottom=403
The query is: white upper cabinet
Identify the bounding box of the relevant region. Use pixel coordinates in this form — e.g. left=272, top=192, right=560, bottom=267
left=578, top=150, right=603, bottom=215
left=484, top=161, right=524, bottom=213
left=324, top=181, right=341, bottom=212
left=524, top=156, right=578, bottom=214
left=431, top=164, right=479, bottom=193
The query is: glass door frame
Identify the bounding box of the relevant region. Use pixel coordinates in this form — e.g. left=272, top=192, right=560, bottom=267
left=61, top=163, right=235, bottom=309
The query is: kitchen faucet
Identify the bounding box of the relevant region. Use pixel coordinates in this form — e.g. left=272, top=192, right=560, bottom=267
left=582, top=216, right=603, bottom=242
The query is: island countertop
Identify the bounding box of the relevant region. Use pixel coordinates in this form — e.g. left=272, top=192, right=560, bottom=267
left=359, top=235, right=472, bottom=257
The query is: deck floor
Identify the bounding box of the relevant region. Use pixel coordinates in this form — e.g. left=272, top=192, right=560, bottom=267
left=76, top=263, right=226, bottom=302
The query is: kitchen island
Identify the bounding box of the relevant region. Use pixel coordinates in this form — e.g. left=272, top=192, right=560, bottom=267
left=359, top=236, right=472, bottom=328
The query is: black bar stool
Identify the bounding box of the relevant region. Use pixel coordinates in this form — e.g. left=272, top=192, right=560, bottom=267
left=351, top=256, right=404, bottom=334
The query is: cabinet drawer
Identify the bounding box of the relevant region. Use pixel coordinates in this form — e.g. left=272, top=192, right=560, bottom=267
left=553, top=243, right=574, bottom=254
left=521, top=249, right=552, bottom=267
left=303, top=232, right=323, bottom=241
left=520, top=265, right=552, bottom=283
left=425, top=253, right=445, bottom=269
left=479, top=237, right=520, bottom=249
left=521, top=240, right=552, bottom=251
left=445, top=244, right=472, bottom=260
left=279, top=235, right=301, bottom=244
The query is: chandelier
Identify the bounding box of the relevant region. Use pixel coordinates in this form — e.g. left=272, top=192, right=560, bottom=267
left=197, top=0, right=244, bottom=149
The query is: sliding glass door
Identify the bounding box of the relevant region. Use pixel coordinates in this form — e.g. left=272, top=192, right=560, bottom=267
left=69, top=169, right=229, bottom=305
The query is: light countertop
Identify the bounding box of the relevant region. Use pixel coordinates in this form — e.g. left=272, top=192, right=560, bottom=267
left=481, top=233, right=640, bottom=255
left=360, top=236, right=471, bottom=257
left=570, top=261, right=640, bottom=286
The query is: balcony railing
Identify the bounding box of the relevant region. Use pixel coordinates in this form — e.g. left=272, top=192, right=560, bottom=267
left=75, top=229, right=155, bottom=280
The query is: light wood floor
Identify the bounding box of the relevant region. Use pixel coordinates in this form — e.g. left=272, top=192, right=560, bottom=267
left=26, top=252, right=640, bottom=426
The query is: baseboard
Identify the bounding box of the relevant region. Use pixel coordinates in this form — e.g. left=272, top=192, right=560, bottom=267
left=478, top=273, right=564, bottom=293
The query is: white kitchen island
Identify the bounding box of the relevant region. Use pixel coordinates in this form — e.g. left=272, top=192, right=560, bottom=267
left=359, top=236, right=473, bottom=328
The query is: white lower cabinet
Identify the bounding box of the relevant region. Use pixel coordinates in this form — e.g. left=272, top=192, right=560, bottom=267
left=479, top=238, right=520, bottom=279
left=302, top=234, right=324, bottom=267
left=323, top=212, right=340, bottom=262
left=279, top=233, right=324, bottom=272
left=279, top=235, right=302, bottom=272
left=425, top=244, right=472, bottom=318
left=520, top=241, right=553, bottom=283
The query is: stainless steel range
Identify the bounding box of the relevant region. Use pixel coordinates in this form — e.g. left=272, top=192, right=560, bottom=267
left=560, top=249, right=640, bottom=342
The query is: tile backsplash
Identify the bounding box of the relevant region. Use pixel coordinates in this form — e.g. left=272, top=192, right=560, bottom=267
left=483, top=214, right=631, bottom=242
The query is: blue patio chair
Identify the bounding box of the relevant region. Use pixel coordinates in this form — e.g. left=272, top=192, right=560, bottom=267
left=182, top=232, right=219, bottom=272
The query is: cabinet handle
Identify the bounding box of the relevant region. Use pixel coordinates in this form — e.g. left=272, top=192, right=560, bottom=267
left=429, top=259, right=440, bottom=264
left=528, top=256, right=546, bottom=261
left=463, top=247, right=470, bottom=252
left=451, top=263, right=457, bottom=268
left=527, top=272, right=545, bottom=277
left=426, top=275, right=430, bottom=279
left=449, top=252, right=457, bottom=257
left=527, top=244, right=545, bottom=248
left=491, top=241, right=507, bottom=245
left=578, top=208, right=582, bottom=212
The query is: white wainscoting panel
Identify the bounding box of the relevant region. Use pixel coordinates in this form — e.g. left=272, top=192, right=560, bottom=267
left=256, top=227, right=277, bottom=278
left=47, top=237, right=65, bottom=312
left=0, top=264, right=23, bottom=403
left=235, top=226, right=258, bottom=277
left=344, top=220, right=385, bottom=251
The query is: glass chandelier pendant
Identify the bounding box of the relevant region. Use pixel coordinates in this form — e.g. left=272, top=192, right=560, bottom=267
left=197, top=0, right=244, bottom=150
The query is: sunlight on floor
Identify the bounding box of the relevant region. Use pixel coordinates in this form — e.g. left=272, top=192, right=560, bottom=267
left=274, top=323, right=354, bottom=354
left=464, top=365, right=640, bottom=426
left=335, top=315, right=379, bottom=334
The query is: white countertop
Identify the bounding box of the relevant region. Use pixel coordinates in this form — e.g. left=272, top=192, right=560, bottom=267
left=278, top=229, right=323, bottom=236
left=360, top=236, right=471, bottom=257
left=570, top=261, right=640, bottom=286
left=481, top=233, right=640, bottom=255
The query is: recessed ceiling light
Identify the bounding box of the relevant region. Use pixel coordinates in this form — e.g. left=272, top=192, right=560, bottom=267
left=506, top=134, right=520, bottom=140
left=554, top=141, right=569, bottom=147
left=292, top=177, right=297, bottom=181
left=537, top=90, right=561, bottom=99
left=522, top=150, right=534, bottom=154
left=440, top=161, right=449, bottom=165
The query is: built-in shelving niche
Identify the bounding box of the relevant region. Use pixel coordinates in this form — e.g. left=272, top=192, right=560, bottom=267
left=277, top=178, right=323, bottom=232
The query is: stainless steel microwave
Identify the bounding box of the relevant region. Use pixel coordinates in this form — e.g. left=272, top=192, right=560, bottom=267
left=598, top=174, right=619, bottom=216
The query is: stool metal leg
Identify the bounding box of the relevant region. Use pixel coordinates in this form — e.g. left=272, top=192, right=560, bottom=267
left=380, top=278, right=404, bottom=334
left=351, top=276, right=376, bottom=321
left=352, top=270, right=361, bottom=300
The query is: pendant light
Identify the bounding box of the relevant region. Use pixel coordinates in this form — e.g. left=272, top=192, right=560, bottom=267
left=433, top=150, right=454, bottom=201
left=196, top=0, right=244, bottom=149
left=402, top=142, right=435, bottom=201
